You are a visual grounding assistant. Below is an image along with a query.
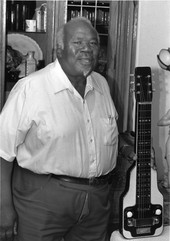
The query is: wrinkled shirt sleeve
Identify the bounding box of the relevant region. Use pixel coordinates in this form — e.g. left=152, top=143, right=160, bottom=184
left=0, top=80, right=29, bottom=161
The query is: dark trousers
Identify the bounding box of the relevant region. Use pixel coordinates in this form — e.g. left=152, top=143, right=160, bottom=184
left=12, top=164, right=111, bottom=241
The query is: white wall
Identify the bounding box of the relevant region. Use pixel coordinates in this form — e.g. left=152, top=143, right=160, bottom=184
left=135, top=0, right=170, bottom=180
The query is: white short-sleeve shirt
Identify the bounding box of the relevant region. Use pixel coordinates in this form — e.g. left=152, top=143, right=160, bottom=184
left=0, top=59, right=118, bottom=177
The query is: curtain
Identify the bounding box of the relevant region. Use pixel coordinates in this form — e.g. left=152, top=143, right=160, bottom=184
left=52, top=1, right=66, bottom=62
left=107, top=0, right=138, bottom=132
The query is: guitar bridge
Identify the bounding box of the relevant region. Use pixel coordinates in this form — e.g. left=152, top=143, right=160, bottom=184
left=129, top=217, right=160, bottom=228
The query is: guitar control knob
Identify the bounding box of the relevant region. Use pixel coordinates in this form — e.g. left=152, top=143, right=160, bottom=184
left=155, top=209, right=161, bottom=215
left=153, top=217, right=159, bottom=225
left=127, top=219, right=133, bottom=226
left=127, top=211, right=133, bottom=218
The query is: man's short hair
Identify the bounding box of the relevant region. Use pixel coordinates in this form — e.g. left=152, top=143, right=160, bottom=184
left=56, top=17, right=100, bottom=50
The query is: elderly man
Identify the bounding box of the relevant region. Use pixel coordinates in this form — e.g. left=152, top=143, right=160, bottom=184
left=0, top=17, right=118, bottom=241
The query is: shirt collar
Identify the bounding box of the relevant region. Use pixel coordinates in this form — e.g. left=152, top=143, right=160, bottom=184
left=86, top=74, right=103, bottom=95
left=49, top=59, right=74, bottom=94
left=50, top=59, right=103, bottom=95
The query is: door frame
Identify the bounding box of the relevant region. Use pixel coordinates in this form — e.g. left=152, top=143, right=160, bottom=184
left=0, top=0, right=6, bottom=110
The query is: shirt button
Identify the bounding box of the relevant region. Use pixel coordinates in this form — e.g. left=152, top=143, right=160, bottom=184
left=90, top=139, right=93, bottom=143
left=87, top=119, right=90, bottom=123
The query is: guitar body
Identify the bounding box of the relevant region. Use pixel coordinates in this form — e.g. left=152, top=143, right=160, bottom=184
left=120, top=67, right=164, bottom=238
left=121, top=165, right=163, bottom=238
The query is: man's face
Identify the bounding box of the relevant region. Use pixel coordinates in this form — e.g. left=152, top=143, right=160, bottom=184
left=59, top=21, right=99, bottom=77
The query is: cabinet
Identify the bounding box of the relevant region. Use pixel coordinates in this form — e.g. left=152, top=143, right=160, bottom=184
left=66, top=0, right=110, bottom=77
left=5, top=0, right=65, bottom=96
left=6, top=1, right=49, bottom=93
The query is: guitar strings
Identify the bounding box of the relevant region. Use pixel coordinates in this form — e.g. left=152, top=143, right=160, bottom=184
left=137, top=75, right=151, bottom=220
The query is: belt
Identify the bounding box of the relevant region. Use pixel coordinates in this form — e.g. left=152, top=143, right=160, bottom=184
left=51, top=173, right=112, bottom=186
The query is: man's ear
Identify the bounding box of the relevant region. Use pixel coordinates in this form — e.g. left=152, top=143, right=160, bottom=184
left=56, top=47, right=63, bottom=58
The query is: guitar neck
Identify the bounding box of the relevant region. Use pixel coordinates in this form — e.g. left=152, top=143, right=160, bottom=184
left=135, top=102, right=152, bottom=208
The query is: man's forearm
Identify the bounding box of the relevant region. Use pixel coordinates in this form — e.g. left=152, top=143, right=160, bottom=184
left=0, top=158, right=14, bottom=204
left=0, top=158, right=17, bottom=240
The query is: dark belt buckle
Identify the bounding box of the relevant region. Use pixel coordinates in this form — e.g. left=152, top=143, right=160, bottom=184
left=89, top=177, right=96, bottom=185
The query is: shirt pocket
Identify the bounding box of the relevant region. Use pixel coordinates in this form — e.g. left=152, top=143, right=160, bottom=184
left=100, top=117, right=118, bottom=146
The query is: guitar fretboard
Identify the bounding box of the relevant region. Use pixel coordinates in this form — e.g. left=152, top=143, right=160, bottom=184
left=136, top=103, right=152, bottom=213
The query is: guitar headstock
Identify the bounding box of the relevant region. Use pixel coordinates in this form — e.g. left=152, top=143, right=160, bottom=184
left=135, top=67, right=152, bottom=103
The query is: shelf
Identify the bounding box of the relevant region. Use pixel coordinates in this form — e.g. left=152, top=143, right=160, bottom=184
left=5, top=0, right=52, bottom=92
left=6, top=0, right=47, bottom=33
left=68, top=4, right=109, bottom=9
left=68, top=0, right=110, bottom=8
left=67, top=0, right=110, bottom=34
left=7, top=31, right=46, bottom=34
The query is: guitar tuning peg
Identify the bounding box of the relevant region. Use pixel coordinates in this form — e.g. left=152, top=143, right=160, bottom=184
left=129, top=74, right=135, bottom=92
left=130, top=88, right=135, bottom=93
left=130, top=84, right=135, bottom=93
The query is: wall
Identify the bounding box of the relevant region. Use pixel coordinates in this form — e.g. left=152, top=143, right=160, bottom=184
left=135, top=0, right=170, bottom=180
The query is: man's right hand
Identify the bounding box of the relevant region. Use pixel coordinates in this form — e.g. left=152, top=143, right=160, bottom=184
left=0, top=158, right=17, bottom=240
left=0, top=203, right=17, bottom=241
